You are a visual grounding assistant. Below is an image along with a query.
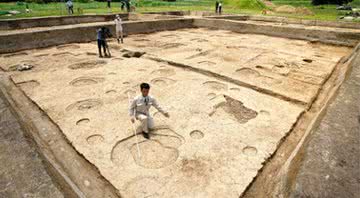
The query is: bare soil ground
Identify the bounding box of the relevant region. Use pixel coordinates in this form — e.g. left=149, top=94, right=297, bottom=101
left=0, top=28, right=352, bottom=197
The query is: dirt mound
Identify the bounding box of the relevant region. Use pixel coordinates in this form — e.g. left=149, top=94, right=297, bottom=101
left=274, top=5, right=297, bottom=14
left=295, top=7, right=314, bottom=15
left=275, top=5, right=313, bottom=15
left=121, top=49, right=146, bottom=58
left=128, top=13, right=181, bottom=21
left=263, top=0, right=275, bottom=8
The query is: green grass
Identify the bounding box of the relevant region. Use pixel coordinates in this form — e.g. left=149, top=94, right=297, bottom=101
left=269, top=0, right=359, bottom=21
left=0, top=2, right=126, bottom=18
left=271, top=0, right=312, bottom=7
left=223, top=0, right=266, bottom=10
left=0, top=0, right=358, bottom=21
left=350, top=0, right=360, bottom=6
left=0, top=1, right=220, bottom=19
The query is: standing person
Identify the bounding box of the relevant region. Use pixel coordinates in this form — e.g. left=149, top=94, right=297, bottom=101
left=218, top=2, right=222, bottom=15
left=126, top=0, right=131, bottom=12
left=96, top=27, right=112, bottom=58
left=129, top=83, right=170, bottom=139
left=215, top=1, right=219, bottom=13
left=66, top=0, right=74, bottom=15
left=121, top=1, right=125, bottom=10
left=107, top=0, right=111, bottom=8
left=25, top=3, right=30, bottom=13
left=114, top=15, right=124, bottom=44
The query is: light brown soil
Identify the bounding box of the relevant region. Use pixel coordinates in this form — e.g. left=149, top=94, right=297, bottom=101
left=0, top=28, right=352, bottom=197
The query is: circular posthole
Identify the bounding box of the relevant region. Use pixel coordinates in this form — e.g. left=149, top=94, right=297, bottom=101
left=130, top=140, right=179, bottom=169
left=87, top=134, right=104, bottom=145
left=230, top=87, right=240, bottom=92
left=70, top=77, right=104, bottom=87
left=68, top=60, right=106, bottom=70
left=190, top=130, right=204, bottom=140
left=242, top=146, right=257, bottom=156
left=76, top=118, right=90, bottom=125
left=124, top=89, right=136, bottom=96
left=259, top=110, right=271, bottom=122
left=207, top=93, right=217, bottom=100
left=66, top=99, right=103, bottom=111
left=151, top=68, right=176, bottom=76
left=105, top=90, right=117, bottom=94
left=302, top=58, right=313, bottom=63
left=259, top=110, right=270, bottom=116
left=203, top=81, right=228, bottom=91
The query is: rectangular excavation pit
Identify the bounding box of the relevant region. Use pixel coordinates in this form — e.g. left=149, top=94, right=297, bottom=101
left=0, top=26, right=357, bottom=197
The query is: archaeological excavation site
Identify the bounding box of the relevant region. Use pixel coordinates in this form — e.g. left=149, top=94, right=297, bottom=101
left=0, top=12, right=359, bottom=198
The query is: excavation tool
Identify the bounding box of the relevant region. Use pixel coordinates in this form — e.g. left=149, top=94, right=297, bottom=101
left=127, top=92, right=141, bottom=158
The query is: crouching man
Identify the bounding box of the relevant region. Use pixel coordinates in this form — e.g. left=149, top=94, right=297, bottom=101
left=129, top=83, right=169, bottom=139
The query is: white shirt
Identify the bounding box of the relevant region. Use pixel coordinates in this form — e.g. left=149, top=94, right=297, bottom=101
left=114, top=18, right=123, bottom=31
left=66, top=1, right=73, bottom=7
left=129, top=95, right=167, bottom=117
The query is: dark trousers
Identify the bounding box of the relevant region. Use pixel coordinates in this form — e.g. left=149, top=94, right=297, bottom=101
left=219, top=6, right=222, bottom=14
left=97, top=39, right=107, bottom=56
left=107, top=1, right=111, bottom=8
left=68, top=6, right=74, bottom=14
left=126, top=3, right=130, bottom=12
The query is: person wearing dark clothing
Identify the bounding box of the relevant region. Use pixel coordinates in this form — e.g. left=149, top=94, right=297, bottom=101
left=218, top=2, right=222, bottom=14
left=126, top=1, right=131, bottom=12
left=66, top=0, right=74, bottom=15
left=120, top=0, right=130, bottom=12
left=107, top=0, right=111, bottom=8
left=215, top=1, right=219, bottom=13
left=25, top=3, right=30, bottom=13
left=97, top=27, right=112, bottom=58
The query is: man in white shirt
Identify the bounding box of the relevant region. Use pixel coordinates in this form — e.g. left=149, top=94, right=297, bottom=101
left=129, top=83, right=169, bottom=139
left=114, top=15, right=123, bottom=44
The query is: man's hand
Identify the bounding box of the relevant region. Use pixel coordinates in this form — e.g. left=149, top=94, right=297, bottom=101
left=164, top=112, right=170, bottom=118
left=131, top=117, right=135, bottom=123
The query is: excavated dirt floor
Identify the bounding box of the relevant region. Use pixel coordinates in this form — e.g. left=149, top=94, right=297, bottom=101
left=0, top=28, right=352, bottom=197
left=124, top=28, right=351, bottom=105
